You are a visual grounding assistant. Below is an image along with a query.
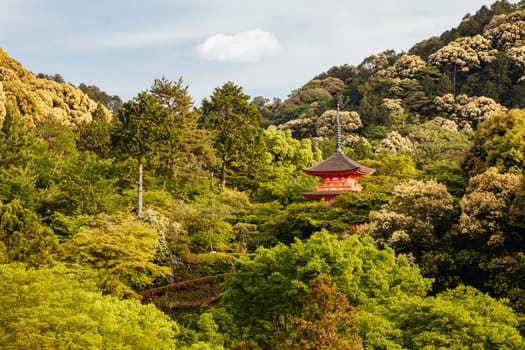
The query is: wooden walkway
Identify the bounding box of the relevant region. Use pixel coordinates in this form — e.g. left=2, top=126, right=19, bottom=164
left=140, top=276, right=223, bottom=308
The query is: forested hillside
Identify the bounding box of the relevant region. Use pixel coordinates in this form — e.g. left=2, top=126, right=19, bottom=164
left=1, top=1, right=525, bottom=349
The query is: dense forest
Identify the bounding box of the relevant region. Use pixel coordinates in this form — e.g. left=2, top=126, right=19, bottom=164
left=1, top=1, right=525, bottom=348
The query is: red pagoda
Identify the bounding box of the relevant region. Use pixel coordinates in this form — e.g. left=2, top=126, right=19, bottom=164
left=302, top=106, right=374, bottom=203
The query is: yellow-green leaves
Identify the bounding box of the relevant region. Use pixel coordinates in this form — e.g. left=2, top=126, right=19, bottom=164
left=62, top=214, right=171, bottom=298
left=0, top=49, right=103, bottom=125
left=0, top=263, right=180, bottom=350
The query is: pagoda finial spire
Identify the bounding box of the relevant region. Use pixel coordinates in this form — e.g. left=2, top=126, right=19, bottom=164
left=335, top=103, right=342, bottom=154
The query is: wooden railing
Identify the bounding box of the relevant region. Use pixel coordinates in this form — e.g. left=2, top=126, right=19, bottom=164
left=140, top=276, right=223, bottom=308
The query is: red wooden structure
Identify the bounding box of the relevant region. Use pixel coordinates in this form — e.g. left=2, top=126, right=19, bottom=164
left=302, top=106, right=374, bottom=204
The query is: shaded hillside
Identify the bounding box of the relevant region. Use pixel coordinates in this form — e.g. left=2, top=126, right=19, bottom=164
left=0, top=49, right=109, bottom=127
left=261, top=1, right=525, bottom=135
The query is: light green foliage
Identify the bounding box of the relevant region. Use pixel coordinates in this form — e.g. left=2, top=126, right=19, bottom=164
left=0, top=199, right=59, bottom=266
left=260, top=202, right=346, bottom=244
left=182, top=197, right=235, bottom=253
left=2, top=9, right=525, bottom=347
left=177, top=312, right=225, bottom=349
left=170, top=189, right=252, bottom=254
left=264, top=127, right=321, bottom=169
left=462, top=109, right=525, bottom=176
left=45, top=153, right=120, bottom=216
left=222, top=243, right=307, bottom=342
left=0, top=110, right=49, bottom=209
left=30, top=111, right=125, bottom=219
left=362, top=153, right=417, bottom=180
left=409, top=117, right=471, bottom=167
left=361, top=286, right=524, bottom=349
left=221, top=231, right=431, bottom=347
left=255, top=127, right=321, bottom=204
left=0, top=264, right=180, bottom=349
left=62, top=213, right=171, bottom=298
left=200, top=82, right=269, bottom=191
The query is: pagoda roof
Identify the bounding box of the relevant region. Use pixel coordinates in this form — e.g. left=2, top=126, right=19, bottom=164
left=303, top=152, right=375, bottom=176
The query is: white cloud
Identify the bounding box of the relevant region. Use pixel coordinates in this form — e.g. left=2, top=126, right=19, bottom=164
left=196, top=28, right=280, bottom=62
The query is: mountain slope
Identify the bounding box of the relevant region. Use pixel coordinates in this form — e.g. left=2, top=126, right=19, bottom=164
left=262, top=2, right=524, bottom=134
left=0, top=48, right=107, bottom=127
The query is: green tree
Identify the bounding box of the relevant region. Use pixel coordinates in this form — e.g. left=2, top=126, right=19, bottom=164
left=261, top=202, right=345, bottom=244
left=61, top=213, right=171, bottom=298
left=112, top=92, right=181, bottom=217
left=45, top=153, right=120, bottom=217
left=331, top=191, right=390, bottom=226
left=35, top=116, right=77, bottom=159
left=0, top=199, right=59, bottom=266
left=170, top=189, right=252, bottom=253
left=361, top=179, right=458, bottom=290
left=76, top=103, right=112, bottom=158
left=221, top=231, right=431, bottom=348
left=254, top=127, right=321, bottom=204
left=0, top=264, right=180, bottom=349
left=462, top=109, right=525, bottom=177
left=361, top=286, right=525, bottom=349
left=418, top=160, right=467, bottom=198
left=291, top=275, right=362, bottom=350
left=408, top=117, right=471, bottom=167
left=78, top=82, right=122, bottom=114
left=200, top=82, right=269, bottom=191
left=455, top=167, right=525, bottom=310
left=150, top=77, right=216, bottom=191
left=428, top=35, right=497, bottom=94
left=0, top=110, right=49, bottom=209
left=433, top=93, right=506, bottom=130
left=150, top=76, right=193, bottom=114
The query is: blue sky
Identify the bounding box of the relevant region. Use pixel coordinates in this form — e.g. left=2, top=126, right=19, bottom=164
left=0, top=0, right=502, bottom=105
